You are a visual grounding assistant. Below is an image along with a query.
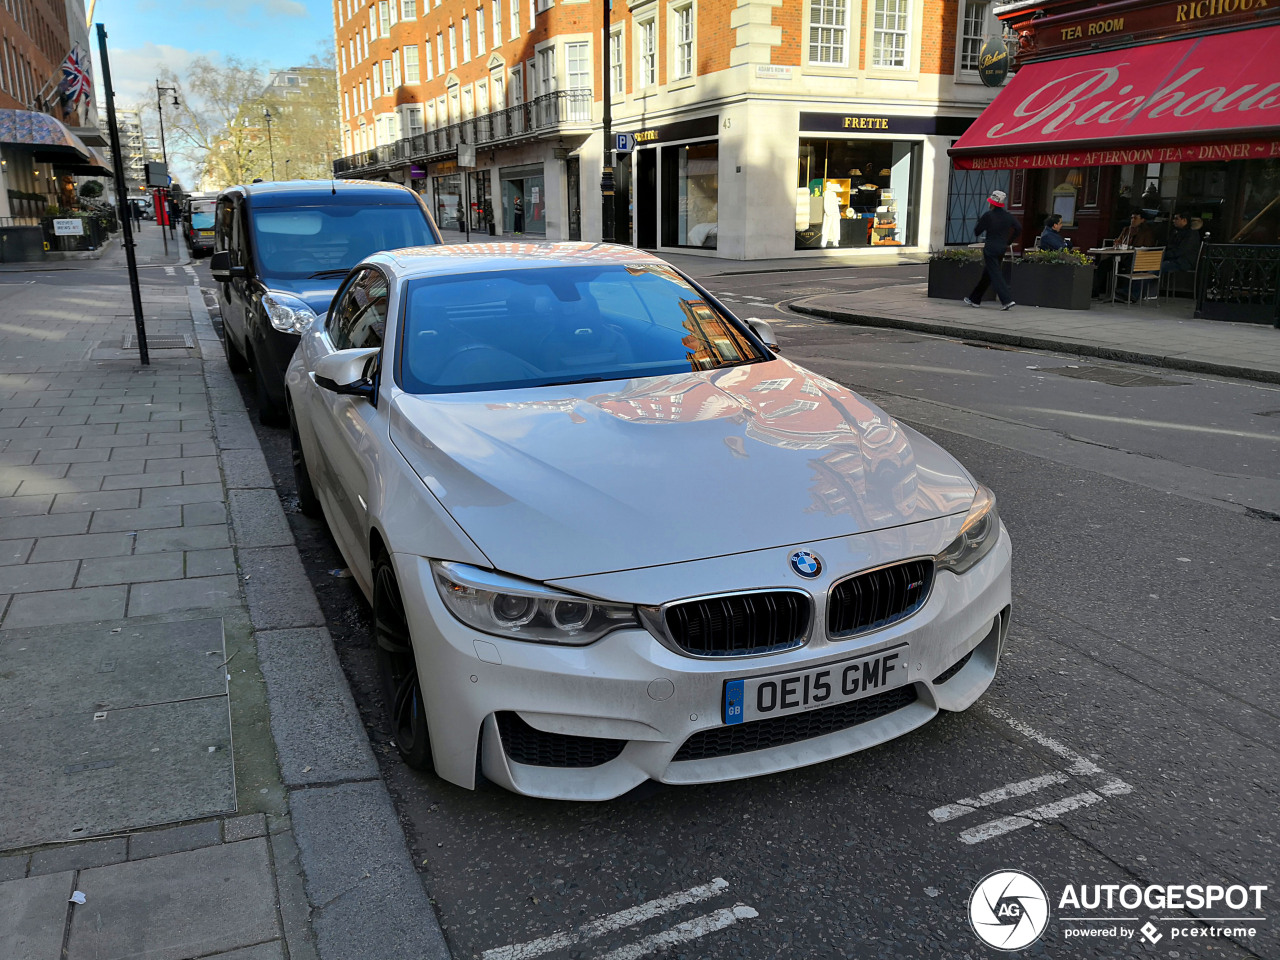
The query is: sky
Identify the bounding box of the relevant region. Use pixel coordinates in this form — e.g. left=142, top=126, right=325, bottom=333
left=89, top=0, right=335, bottom=181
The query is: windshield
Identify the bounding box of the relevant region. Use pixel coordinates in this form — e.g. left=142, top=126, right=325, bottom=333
left=250, top=203, right=435, bottom=279
left=397, top=264, right=767, bottom=394
left=190, top=212, right=214, bottom=229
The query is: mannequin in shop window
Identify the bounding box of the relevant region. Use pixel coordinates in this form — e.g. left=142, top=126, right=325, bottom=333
left=821, top=181, right=841, bottom=248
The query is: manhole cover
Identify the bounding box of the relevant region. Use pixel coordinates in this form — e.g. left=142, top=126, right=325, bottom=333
left=123, top=334, right=193, bottom=349
left=1040, top=365, right=1182, bottom=387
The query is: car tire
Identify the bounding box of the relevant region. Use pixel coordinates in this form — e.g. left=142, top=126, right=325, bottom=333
left=373, top=553, right=435, bottom=772
left=250, top=348, right=287, bottom=427
left=289, top=405, right=323, bottom=519
left=223, top=325, right=248, bottom=373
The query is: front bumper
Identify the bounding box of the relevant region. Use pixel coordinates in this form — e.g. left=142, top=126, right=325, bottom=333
left=395, top=518, right=1012, bottom=801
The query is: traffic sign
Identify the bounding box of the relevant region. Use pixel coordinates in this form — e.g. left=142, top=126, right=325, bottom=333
left=615, top=133, right=634, bottom=154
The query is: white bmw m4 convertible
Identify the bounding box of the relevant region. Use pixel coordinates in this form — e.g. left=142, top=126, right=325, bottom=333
left=286, top=242, right=1012, bottom=801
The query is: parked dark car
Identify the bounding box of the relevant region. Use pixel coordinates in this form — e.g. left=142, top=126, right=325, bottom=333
left=184, top=194, right=216, bottom=257
left=210, top=180, right=441, bottom=424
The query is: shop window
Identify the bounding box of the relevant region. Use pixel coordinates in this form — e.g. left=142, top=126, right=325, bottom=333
left=501, top=166, right=546, bottom=236
left=945, top=163, right=1009, bottom=244
left=796, top=138, right=921, bottom=249
left=661, top=141, right=718, bottom=248
left=673, top=5, right=694, bottom=80
left=808, top=0, right=848, bottom=66
left=433, top=173, right=464, bottom=229
left=870, top=0, right=909, bottom=69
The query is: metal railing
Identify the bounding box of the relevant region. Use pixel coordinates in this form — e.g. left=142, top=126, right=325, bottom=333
left=334, top=89, right=593, bottom=176
left=1195, top=243, right=1280, bottom=327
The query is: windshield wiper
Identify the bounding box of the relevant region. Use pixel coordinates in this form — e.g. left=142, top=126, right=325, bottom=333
left=307, top=268, right=351, bottom=279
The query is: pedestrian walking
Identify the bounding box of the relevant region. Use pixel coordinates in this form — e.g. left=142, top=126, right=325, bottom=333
left=964, top=190, right=1020, bottom=310
left=129, top=199, right=142, bottom=229
left=512, top=194, right=524, bottom=235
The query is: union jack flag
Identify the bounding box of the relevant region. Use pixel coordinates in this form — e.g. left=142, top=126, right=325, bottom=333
left=59, top=47, right=91, bottom=106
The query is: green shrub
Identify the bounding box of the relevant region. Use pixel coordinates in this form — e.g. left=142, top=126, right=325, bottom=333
left=930, top=247, right=983, bottom=262
left=1018, top=248, right=1094, bottom=266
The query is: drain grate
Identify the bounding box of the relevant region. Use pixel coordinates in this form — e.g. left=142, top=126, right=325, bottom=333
left=123, top=334, right=193, bottom=350
left=1040, top=364, right=1182, bottom=387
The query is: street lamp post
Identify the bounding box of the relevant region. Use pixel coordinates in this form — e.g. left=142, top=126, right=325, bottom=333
left=263, top=108, right=276, bottom=180
left=600, top=0, right=615, bottom=243
left=155, top=80, right=179, bottom=254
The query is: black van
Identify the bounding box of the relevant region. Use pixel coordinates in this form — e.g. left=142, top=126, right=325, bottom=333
left=211, top=181, right=440, bottom=424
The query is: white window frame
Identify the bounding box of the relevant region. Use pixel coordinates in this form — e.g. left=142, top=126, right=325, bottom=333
left=449, top=24, right=458, bottom=68
left=477, top=78, right=489, bottom=112
left=672, top=3, right=694, bottom=80
left=374, top=67, right=382, bottom=97
left=510, top=0, right=519, bottom=39
left=404, top=43, right=420, bottom=82
left=957, top=0, right=1002, bottom=78
left=382, top=58, right=393, bottom=91
left=401, top=0, right=417, bottom=18
left=378, top=0, right=390, bottom=33
left=337, top=0, right=344, bottom=28
left=477, top=7, right=486, bottom=55
left=369, top=8, right=376, bottom=37
left=462, top=17, right=472, bottom=62
left=870, top=0, right=910, bottom=69
left=609, top=29, right=623, bottom=95
left=807, top=0, right=849, bottom=67
left=341, top=47, right=347, bottom=74
left=492, top=0, right=502, bottom=46
left=637, top=19, right=656, bottom=89
left=407, top=104, right=424, bottom=135
left=436, top=32, right=445, bottom=74
left=392, top=51, right=402, bottom=86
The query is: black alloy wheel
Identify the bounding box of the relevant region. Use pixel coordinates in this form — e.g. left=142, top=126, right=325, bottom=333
left=288, top=405, right=322, bottom=518
left=373, top=554, right=434, bottom=771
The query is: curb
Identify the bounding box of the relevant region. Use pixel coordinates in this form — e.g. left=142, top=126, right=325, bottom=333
left=190, top=288, right=453, bottom=960
left=791, top=302, right=1280, bottom=386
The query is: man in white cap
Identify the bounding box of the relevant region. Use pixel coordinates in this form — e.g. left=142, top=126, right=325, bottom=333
left=964, top=189, right=1020, bottom=310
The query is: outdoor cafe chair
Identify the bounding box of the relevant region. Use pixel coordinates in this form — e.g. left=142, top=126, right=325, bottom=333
left=1113, top=247, right=1164, bottom=306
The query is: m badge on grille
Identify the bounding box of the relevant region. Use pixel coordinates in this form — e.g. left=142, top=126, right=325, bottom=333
left=790, top=550, right=822, bottom=579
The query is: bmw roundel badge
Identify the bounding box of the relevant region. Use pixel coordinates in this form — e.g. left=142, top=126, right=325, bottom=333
left=789, top=550, right=822, bottom=579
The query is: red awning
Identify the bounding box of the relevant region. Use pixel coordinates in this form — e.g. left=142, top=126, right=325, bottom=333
left=949, top=24, right=1280, bottom=170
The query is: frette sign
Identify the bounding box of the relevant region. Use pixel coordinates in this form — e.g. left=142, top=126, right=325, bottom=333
left=951, top=25, right=1280, bottom=163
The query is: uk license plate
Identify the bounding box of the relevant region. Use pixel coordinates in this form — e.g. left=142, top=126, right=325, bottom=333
left=199, top=230, right=214, bottom=237
left=723, top=645, right=909, bottom=725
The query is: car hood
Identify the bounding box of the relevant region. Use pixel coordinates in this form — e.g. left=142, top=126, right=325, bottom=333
left=261, top=277, right=341, bottom=317
left=389, top=359, right=976, bottom=581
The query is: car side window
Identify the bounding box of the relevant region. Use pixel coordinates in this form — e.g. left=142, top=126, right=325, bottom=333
left=230, top=199, right=248, bottom=269
left=215, top=198, right=233, bottom=253
left=327, top=268, right=389, bottom=352
left=346, top=270, right=390, bottom=351
left=326, top=270, right=366, bottom=351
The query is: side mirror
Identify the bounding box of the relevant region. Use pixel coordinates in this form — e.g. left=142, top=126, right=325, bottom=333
left=746, top=318, right=780, bottom=353
left=314, top=347, right=379, bottom=400
left=210, top=250, right=247, bottom=283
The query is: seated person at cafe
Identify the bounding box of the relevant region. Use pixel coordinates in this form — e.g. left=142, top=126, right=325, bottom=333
left=1039, top=214, right=1070, bottom=251
left=1116, top=209, right=1157, bottom=248
left=1162, top=212, right=1201, bottom=273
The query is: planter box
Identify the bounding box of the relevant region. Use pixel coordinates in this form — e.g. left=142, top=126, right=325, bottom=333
left=928, top=258, right=989, bottom=300
left=1011, top=262, right=1095, bottom=310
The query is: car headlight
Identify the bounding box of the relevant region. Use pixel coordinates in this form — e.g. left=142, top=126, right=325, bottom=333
left=431, top=561, right=637, bottom=646
left=936, top=483, right=1000, bottom=575
left=261, top=292, right=317, bottom=334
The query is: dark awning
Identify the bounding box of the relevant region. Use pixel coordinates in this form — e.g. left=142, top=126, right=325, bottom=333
left=0, top=108, right=96, bottom=165
left=949, top=24, right=1280, bottom=170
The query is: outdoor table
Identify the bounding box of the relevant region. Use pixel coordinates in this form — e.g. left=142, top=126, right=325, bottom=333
left=1087, top=247, right=1134, bottom=301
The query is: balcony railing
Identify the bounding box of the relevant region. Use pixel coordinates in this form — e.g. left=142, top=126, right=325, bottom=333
left=334, top=89, right=593, bottom=176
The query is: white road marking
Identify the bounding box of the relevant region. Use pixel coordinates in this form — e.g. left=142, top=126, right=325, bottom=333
left=740, top=294, right=766, bottom=300
left=983, top=705, right=1102, bottom=776
left=930, top=708, right=1133, bottom=844
left=184, top=265, right=197, bottom=278
left=481, top=877, right=734, bottom=960
left=598, top=905, right=759, bottom=960
left=164, top=266, right=175, bottom=276
left=959, top=789, right=1110, bottom=844
left=1012, top=407, right=1279, bottom=442
left=929, top=772, right=1069, bottom=822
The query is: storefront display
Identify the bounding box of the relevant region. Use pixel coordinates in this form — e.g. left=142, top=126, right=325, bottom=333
left=432, top=172, right=463, bottom=230
left=796, top=139, right=921, bottom=249
left=468, top=171, right=491, bottom=233
left=660, top=141, right=719, bottom=248
left=500, top=164, right=545, bottom=236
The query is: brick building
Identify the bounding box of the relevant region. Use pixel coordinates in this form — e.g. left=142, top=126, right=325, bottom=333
left=332, top=0, right=1009, bottom=258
